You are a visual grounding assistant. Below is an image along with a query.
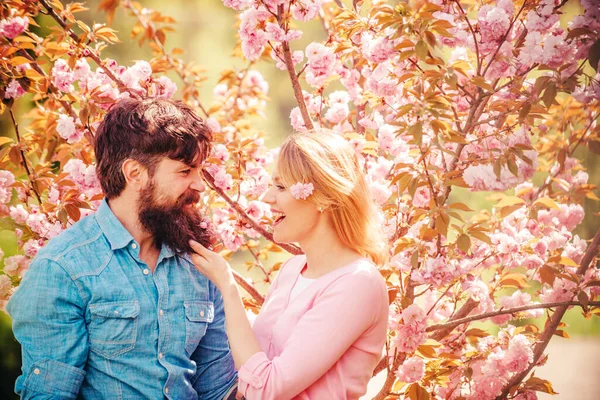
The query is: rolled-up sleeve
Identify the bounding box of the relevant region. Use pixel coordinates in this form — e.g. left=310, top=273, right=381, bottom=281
left=237, top=273, right=383, bottom=400
left=7, top=258, right=88, bottom=399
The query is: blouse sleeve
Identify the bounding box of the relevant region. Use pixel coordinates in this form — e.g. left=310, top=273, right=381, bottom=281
left=237, top=270, right=384, bottom=400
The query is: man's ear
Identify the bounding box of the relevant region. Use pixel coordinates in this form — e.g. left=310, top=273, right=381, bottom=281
left=122, top=159, right=148, bottom=192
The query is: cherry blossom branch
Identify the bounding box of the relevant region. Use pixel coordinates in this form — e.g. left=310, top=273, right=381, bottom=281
left=453, top=0, right=481, bottom=75
left=427, top=300, right=600, bottom=333
left=498, top=227, right=600, bottom=399
left=38, top=0, right=133, bottom=95
left=14, top=49, right=96, bottom=144
left=481, top=0, right=528, bottom=79
left=202, top=170, right=302, bottom=256
left=277, top=5, right=314, bottom=130
left=429, top=297, right=480, bottom=341
left=9, top=108, right=43, bottom=206
left=232, top=270, right=265, bottom=305
left=121, top=0, right=209, bottom=117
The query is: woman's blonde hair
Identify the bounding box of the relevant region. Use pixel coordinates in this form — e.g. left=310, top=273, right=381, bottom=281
left=277, top=129, right=388, bottom=266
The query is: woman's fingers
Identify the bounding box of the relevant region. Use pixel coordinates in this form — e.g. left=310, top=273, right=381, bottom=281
left=189, top=239, right=210, bottom=257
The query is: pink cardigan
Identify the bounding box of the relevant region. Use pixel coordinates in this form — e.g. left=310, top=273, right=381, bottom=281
left=238, top=255, right=388, bottom=400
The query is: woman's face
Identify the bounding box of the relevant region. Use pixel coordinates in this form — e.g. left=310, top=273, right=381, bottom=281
left=262, top=169, right=322, bottom=245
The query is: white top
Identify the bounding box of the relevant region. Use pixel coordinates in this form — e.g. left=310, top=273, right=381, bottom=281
left=289, top=273, right=316, bottom=301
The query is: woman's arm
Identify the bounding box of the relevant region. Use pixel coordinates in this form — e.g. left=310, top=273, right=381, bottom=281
left=188, top=240, right=262, bottom=369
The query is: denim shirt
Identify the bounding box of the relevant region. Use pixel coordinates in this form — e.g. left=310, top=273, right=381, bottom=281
left=7, top=200, right=237, bottom=399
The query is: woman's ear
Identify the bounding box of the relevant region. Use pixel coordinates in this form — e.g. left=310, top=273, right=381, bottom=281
left=122, top=159, right=147, bottom=192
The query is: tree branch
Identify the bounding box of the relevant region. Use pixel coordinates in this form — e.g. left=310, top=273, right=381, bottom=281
left=39, top=0, right=135, bottom=96
left=202, top=170, right=302, bottom=256
left=497, top=227, right=600, bottom=399
left=233, top=270, right=265, bottom=305
left=427, top=300, right=600, bottom=333
left=277, top=5, right=314, bottom=131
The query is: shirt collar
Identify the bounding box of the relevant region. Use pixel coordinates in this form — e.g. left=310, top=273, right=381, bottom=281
left=95, top=199, right=179, bottom=262
left=95, top=199, right=135, bottom=251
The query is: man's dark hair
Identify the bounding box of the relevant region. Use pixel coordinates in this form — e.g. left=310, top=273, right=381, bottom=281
left=94, top=98, right=212, bottom=199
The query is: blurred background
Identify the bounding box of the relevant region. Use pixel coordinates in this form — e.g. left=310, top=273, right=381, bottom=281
left=1, top=1, right=598, bottom=399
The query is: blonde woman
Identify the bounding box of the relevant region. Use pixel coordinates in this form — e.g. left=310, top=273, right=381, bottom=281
left=190, top=130, right=389, bottom=400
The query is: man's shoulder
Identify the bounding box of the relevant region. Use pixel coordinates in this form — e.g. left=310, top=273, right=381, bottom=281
left=36, top=212, right=110, bottom=277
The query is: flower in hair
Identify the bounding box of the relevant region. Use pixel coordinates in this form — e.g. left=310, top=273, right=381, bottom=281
left=290, top=182, right=314, bottom=200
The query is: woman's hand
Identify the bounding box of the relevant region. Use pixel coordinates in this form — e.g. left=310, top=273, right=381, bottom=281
left=189, top=240, right=236, bottom=292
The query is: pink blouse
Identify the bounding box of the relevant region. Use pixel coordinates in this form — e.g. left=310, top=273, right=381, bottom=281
left=238, top=255, right=388, bottom=400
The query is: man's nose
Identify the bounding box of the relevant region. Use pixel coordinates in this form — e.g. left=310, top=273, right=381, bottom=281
left=190, top=174, right=206, bottom=193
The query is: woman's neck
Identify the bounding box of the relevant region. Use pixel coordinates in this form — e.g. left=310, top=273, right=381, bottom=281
left=299, top=223, right=363, bottom=279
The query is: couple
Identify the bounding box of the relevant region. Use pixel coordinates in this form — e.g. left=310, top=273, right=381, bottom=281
left=7, top=98, right=389, bottom=400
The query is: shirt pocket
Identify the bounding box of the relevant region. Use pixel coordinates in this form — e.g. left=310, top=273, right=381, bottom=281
left=88, top=301, right=139, bottom=359
left=184, top=300, right=214, bottom=356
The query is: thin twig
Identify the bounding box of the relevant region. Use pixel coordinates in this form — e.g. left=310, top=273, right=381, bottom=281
left=9, top=108, right=43, bottom=206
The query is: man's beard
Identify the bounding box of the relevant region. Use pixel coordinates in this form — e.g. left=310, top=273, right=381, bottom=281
left=138, top=181, right=214, bottom=254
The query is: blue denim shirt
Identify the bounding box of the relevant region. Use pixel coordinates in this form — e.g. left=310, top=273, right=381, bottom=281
left=7, top=200, right=237, bottom=399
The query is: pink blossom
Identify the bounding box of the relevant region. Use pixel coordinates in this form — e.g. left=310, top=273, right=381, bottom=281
left=0, top=170, right=15, bottom=204
left=412, top=186, right=431, bottom=208
left=3, top=255, right=31, bottom=278
left=540, top=278, right=577, bottom=303
left=51, top=59, right=75, bottom=93
left=73, top=59, right=91, bottom=82
left=246, top=200, right=271, bottom=220
left=121, top=60, right=152, bottom=90
left=504, top=334, right=534, bottom=373
left=239, top=8, right=270, bottom=61
left=206, top=117, right=222, bottom=133
left=524, top=0, right=559, bottom=32
left=304, top=42, right=337, bottom=88
left=213, top=168, right=233, bottom=191
left=395, top=356, right=425, bottom=383
left=5, top=80, right=25, bottom=99
left=291, top=0, right=322, bottom=22
left=56, top=114, right=84, bottom=144
left=0, top=16, right=28, bottom=40
left=222, top=0, right=252, bottom=10
left=213, top=144, right=230, bottom=162
left=362, top=35, right=396, bottom=63
left=155, top=76, right=177, bottom=98
left=290, top=107, right=307, bottom=131
left=478, top=4, right=512, bottom=43
left=274, top=49, right=304, bottom=70
left=369, top=181, right=392, bottom=206
left=9, top=205, right=28, bottom=224
left=290, top=182, right=314, bottom=200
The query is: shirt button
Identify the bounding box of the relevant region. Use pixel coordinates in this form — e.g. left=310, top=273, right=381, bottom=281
left=159, top=352, right=163, bottom=359
left=143, top=269, right=149, bottom=275
left=159, top=309, right=164, bottom=316
left=200, top=310, right=205, bottom=317
left=131, top=243, right=137, bottom=249
left=165, top=387, right=169, bottom=394
left=33, top=368, right=40, bottom=375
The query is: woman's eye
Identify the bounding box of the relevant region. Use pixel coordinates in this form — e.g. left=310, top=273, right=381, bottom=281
left=180, top=170, right=190, bottom=175
left=276, top=185, right=285, bottom=190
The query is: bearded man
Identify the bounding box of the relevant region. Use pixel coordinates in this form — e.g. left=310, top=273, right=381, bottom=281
left=7, top=98, right=238, bottom=399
